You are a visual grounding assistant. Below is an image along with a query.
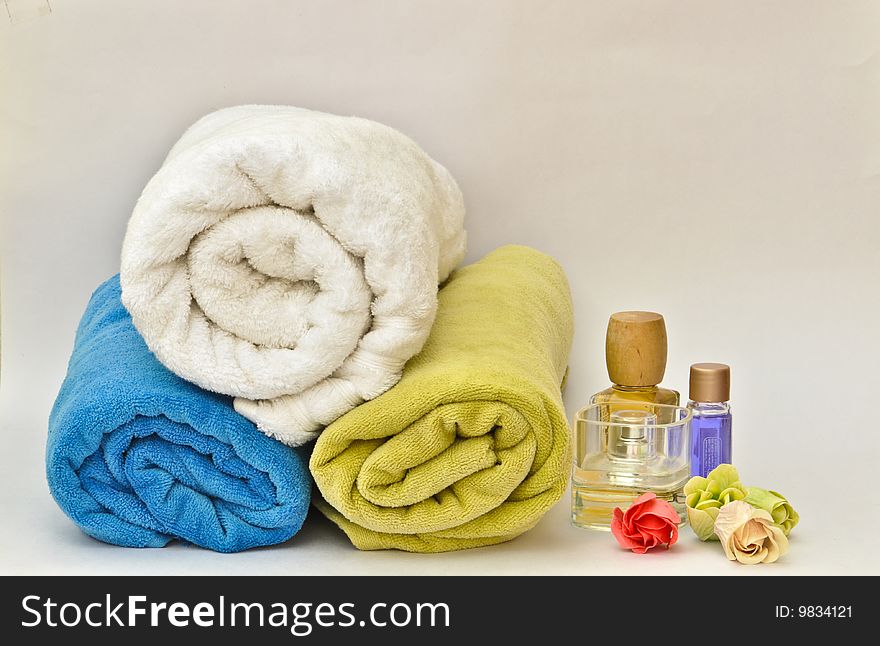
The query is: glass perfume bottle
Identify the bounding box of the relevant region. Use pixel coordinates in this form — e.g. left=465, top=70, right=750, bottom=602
left=572, top=402, right=692, bottom=530
left=688, top=363, right=732, bottom=477
left=590, top=312, right=680, bottom=422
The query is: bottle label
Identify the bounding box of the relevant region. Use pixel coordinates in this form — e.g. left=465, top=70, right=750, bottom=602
left=701, top=437, right=721, bottom=477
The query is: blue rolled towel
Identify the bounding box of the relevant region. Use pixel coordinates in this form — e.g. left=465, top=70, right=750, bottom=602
left=47, top=276, right=310, bottom=552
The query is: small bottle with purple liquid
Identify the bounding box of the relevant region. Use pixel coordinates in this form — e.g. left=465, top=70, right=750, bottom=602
left=688, top=363, right=732, bottom=477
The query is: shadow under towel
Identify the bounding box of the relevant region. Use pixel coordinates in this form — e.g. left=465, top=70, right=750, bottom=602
left=47, top=276, right=310, bottom=553
left=310, top=245, right=573, bottom=552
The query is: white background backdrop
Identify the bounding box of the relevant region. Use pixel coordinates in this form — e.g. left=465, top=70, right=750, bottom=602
left=2, top=0, right=878, bottom=574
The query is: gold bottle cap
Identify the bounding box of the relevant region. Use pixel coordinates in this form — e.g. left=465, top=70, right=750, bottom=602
left=605, top=311, right=668, bottom=387
left=689, top=363, right=730, bottom=402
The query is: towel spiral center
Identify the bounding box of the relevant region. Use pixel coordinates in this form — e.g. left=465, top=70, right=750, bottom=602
left=188, top=205, right=372, bottom=352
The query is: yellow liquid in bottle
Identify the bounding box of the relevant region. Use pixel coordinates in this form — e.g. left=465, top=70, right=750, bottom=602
left=573, top=387, right=687, bottom=530
left=590, top=384, right=680, bottom=407
left=589, top=384, right=680, bottom=423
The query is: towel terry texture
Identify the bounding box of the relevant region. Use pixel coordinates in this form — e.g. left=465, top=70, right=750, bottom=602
left=47, top=276, right=311, bottom=553
left=120, top=105, right=466, bottom=446
left=310, top=245, right=573, bottom=552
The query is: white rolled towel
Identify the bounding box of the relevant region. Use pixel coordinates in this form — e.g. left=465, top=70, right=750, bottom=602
left=120, top=105, right=466, bottom=446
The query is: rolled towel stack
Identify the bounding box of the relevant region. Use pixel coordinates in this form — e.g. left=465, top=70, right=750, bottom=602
left=48, top=106, right=573, bottom=555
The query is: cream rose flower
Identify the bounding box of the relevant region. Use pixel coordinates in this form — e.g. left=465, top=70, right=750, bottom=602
left=713, top=500, right=789, bottom=565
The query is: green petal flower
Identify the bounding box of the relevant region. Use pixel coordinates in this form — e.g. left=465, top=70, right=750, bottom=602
left=684, top=464, right=748, bottom=541
left=745, top=487, right=800, bottom=536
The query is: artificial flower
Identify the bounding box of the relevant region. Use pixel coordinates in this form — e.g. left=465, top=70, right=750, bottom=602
left=610, top=492, right=680, bottom=554
left=683, top=464, right=748, bottom=541
left=713, top=500, right=789, bottom=564
left=745, top=487, right=799, bottom=536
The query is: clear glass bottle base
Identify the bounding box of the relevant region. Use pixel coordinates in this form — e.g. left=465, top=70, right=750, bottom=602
left=571, top=484, right=687, bottom=531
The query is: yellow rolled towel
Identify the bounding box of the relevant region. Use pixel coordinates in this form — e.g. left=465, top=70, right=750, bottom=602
left=310, top=245, right=573, bottom=552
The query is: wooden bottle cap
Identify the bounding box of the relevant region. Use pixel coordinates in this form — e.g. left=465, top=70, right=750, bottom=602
left=605, top=311, right=668, bottom=387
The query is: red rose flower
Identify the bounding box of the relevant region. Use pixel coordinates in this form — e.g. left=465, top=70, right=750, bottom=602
left=610, top=492, right=680, bottom=553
